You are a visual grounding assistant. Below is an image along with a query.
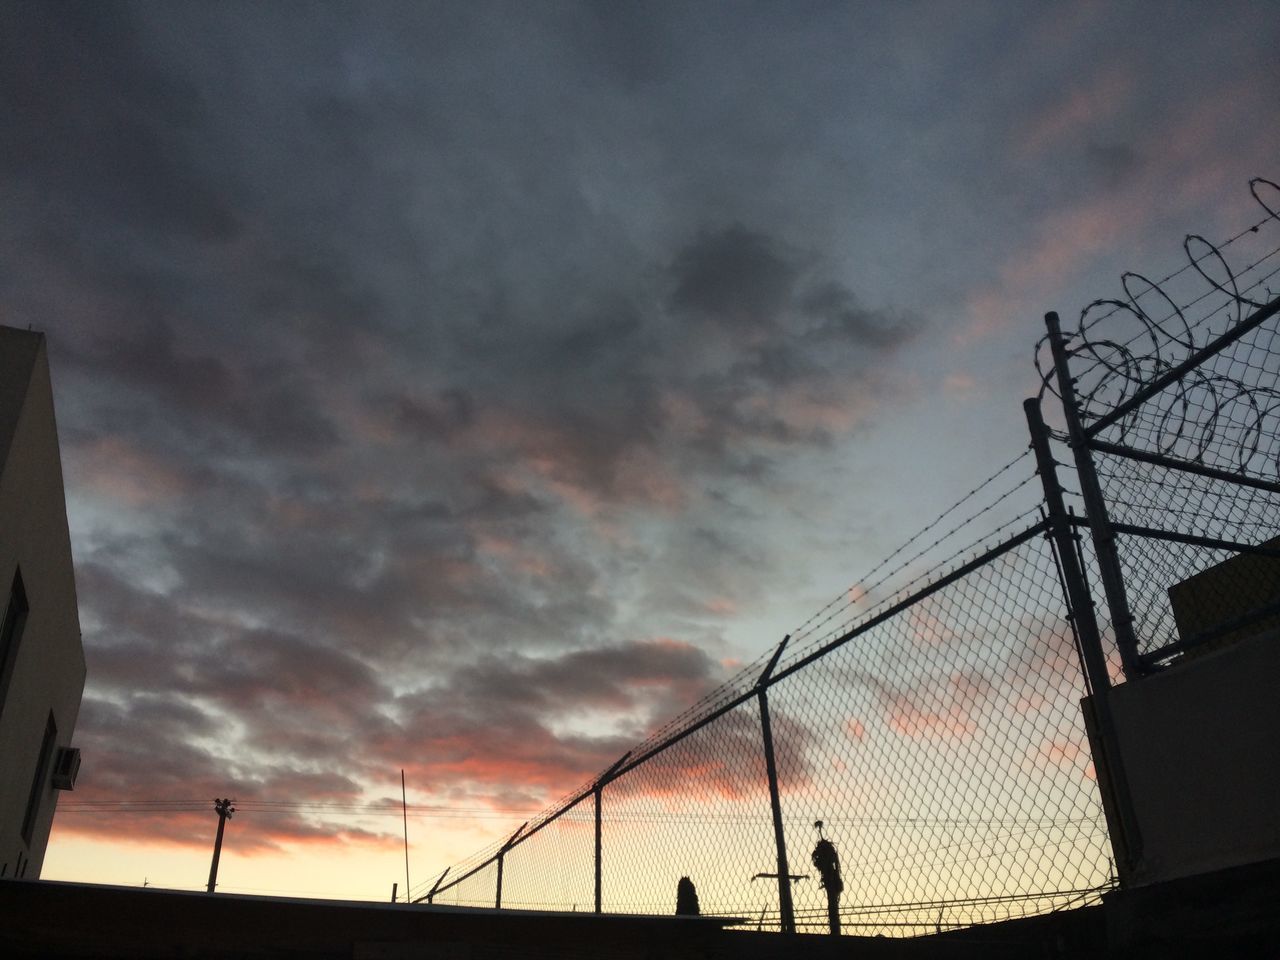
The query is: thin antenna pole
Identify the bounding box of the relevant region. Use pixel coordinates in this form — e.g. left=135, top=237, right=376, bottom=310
left=401, top=770, right=411, bottom=900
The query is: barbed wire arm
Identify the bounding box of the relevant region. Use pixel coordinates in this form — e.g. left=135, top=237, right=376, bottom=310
left=1084, top=296, right=1280, bottom=438
left=413, top=867, right=449, bottom=904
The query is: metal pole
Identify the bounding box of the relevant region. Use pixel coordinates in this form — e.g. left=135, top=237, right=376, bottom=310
left=494, top=821, right=526, bottom=911
left=758, top=688, right=796, bottom=934
left=206, top=798, right=234, bottom=893
left=593, top=786, right=603, bottom=914
left=1025, top=396, right=1143, bottom=879
left=401, top=770, right=411, bottom=901
left=1044, top=311, right=1144, bottom=678
left=588, top=752, right=628, bottom=916
left=1025, top=399, right=1115, bottom=697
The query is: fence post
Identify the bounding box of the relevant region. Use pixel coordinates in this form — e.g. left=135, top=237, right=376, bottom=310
left=1025, top=395, right=1143, bottom=880
left=494, top=821, right=527, bottom=910
left=588, top=752, right=630, bottom=914
left=758, top=636, right=796, bottom=934
left=594, top=786, right=603, bottom=914
left=1043, top=311, right=1144, bottom=678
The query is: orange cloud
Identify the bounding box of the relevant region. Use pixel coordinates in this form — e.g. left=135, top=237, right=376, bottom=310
left=52, top=806, right=403, bottom=855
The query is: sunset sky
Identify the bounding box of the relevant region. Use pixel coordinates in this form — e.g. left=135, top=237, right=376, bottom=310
left=2, top=0, right=1277, bottom=901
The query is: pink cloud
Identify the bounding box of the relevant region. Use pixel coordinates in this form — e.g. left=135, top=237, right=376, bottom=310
left=1016, top=66, right=1133, bottom=160
left=1033, top=738, right=1096, bottom=783
left=882, top=669, right=993, bottom=741
left=942, top=372, right=977, bottom=396
left=960, top=76, right=1267, bottom=343
left=69, top=435, right=199, bottom=506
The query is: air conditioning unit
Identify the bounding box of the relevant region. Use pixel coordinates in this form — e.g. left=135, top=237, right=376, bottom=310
left=51, top=746, right=80, bottom=790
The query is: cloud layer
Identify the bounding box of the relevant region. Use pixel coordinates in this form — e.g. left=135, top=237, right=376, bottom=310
left=3, top=0, right=1276, bottom=864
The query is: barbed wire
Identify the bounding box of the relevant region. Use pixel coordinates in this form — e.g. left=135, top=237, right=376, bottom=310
left=1034, top=179, right=1280, bottom=467
left=787, top=448, right=1033, bottom=644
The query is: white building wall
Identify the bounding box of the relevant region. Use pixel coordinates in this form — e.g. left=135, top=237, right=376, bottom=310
left=0, top=326, right=85, bottom=878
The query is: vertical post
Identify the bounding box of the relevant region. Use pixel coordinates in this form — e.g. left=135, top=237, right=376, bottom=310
left=825, top=884, right=840, bottom=937
left=391, top=882, right=398, bottom=903
left=1044, top=311, right=1143, bottom=678
left=495, top=821, right=526, bottom=911
left=1026, top=396, right=1143, bottom=878
left=206, top=798, right=234, bottom=893
left=593, top=786, right=603, bottom=914
left=758, top=689, right=796, bottom=934
left=757, top=635, right=795, bottom=934
left=1025, top=399, right=1115, bottom=698
left=401, top=770, right=411, bottom=901
left=589, top=752, right=628, bottom=916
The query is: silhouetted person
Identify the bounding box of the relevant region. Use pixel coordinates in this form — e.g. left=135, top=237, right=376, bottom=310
left=811, top=820, right=843, bottom=936
left=675, top=875, right=700, bottom=916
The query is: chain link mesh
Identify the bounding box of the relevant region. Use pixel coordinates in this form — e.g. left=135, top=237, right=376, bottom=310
left=426, top=180, right=1280, bottom=937
left=1057, top=179, right=1280, bottom=667
left=768, top=535, right=1109, bottom=934
left=430, top=527, right=1114, bottom=935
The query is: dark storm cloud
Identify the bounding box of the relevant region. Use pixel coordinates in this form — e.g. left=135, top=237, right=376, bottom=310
left=0, top=0, right=239, bottom=241
left=670, top=226, right=799, bottom=325
left=444, top=640, right=720, bottom=722
left=60, top=319, right=339, bottom=455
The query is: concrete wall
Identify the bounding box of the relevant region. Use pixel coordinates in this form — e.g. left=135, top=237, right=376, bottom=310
left=1106, top=626, right=1280, bottom=885
left=0, top=327, right=85, bottom=878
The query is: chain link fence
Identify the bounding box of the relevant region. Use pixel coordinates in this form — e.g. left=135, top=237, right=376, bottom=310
left=422, top=178, right=1280, bottom=935
left=420, top=506, right=1115, bottom=933
left=1043, top=177, right=1280, bottom=673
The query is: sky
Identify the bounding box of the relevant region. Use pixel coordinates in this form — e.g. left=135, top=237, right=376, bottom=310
left=1, top=0, right=1277, bottom=900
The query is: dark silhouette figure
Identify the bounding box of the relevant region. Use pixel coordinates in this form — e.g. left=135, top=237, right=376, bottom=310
left=675, top=876, right=700, bottom=916
left=811, top=820, right=843, bottom=936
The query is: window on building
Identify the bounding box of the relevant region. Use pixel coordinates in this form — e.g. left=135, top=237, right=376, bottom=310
left=22, top=713, right=57, bottom=846
left=0, top=568, right=29, bottom=720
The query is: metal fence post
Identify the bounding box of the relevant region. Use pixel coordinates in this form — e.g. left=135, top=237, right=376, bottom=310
left=594, top=785, right=603, bottom=914
left=1043, top=311, right=1144, bottom=678
left=758, top=636, right=796, bottom=934
left=1025, top=395, right=1143, bottom=880
left=494, top=821, right=527, bottom=910
left=592, top=752, right=629, bottom=915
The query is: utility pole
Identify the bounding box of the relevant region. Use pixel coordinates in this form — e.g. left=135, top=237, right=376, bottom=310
left=207, top=798, right=235, bottom=893
left=401, top=770, right=411, bottom=902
